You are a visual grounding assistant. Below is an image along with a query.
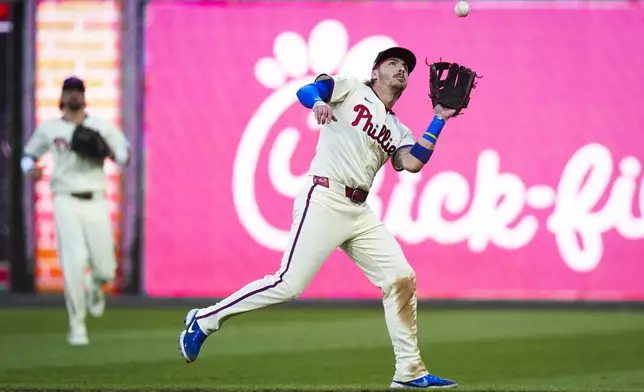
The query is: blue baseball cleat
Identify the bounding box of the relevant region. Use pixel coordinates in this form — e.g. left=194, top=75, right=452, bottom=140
left=390, top=373, right=458, bottom=389
left=178, top=308, right=208, bottom=363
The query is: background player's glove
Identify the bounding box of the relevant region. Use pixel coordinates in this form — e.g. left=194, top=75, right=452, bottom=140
left=70, top=125, right=111, bottom=160
left=427, top=60, right=479, bottom=117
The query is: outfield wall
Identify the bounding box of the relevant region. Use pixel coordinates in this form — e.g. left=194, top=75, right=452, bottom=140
left=141, top=1, right=644, bottom=300
left=24, top=0, right=644, bottom=301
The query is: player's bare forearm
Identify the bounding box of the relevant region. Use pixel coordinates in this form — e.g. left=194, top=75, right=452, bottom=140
left=398, top=113, right=446, bottom=173
left=407, top=141, right=434, bottom=173
left=23, top=127, right=49, bottom=161
left=21, top=132, right=46, bottom=178
left=393, top=139, right=435, bottom=173
left=109, top=147, right=131, bottom=167
left=105, top=128, right=131, bottom=167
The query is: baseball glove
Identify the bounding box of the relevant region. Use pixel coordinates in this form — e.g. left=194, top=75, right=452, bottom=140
left=70, top=125, right=111, bottom=160
left=427, top=60, right=479, bottom=117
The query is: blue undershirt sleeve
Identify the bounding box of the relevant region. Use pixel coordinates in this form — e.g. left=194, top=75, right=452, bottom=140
left=296, top=79, right=333, bottom=108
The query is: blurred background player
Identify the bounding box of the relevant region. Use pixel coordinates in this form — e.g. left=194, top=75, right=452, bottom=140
left=21, top=77, right=130, bottom=345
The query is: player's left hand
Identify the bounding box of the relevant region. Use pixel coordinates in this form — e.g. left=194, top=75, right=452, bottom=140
left=434, top=104, right=457, bottom=119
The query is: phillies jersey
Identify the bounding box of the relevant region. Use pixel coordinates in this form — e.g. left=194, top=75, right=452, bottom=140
left=24, top=115, right=129, bottom=194
left=307, top=74, right=416, bottom=191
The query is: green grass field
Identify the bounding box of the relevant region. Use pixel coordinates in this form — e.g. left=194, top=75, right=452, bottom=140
left=1, top=306, right=643, bottom=391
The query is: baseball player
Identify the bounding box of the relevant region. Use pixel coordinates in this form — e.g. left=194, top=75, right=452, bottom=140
left=22, top=77, right=130, bottom=345
left=179, top=47, right=477, bottom=388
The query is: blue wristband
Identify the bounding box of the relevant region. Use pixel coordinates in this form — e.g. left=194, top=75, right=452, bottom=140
left=422, top=115, right=446, bottom=143
left=410, top=142, right=433, bottom=164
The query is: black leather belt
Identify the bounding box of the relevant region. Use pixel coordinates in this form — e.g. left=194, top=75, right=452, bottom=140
left=70, top=192, right=94, bottom=200
left=313, top=175, right=369, bottom=203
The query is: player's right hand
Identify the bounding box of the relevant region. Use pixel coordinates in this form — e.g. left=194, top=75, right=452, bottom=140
left=313, top=101, right=337, bottom=124
left=27, top=167, right=43, bottom=180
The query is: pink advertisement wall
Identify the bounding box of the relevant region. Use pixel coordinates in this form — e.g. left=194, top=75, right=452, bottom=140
left=143, top=1, right=644, bottom=300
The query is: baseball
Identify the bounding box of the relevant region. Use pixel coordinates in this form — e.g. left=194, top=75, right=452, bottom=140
left=455, top=1, right=470, bottom=17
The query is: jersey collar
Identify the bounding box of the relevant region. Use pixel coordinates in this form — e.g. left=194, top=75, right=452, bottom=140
left=369, top=87, right=396, bottom=115
left=61, top=112, right=89, bottom=123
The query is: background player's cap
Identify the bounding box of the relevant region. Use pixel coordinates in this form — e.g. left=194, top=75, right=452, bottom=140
left=372, top=47, right=417, bottom=74
left=62, top=76, right=86, bottom=92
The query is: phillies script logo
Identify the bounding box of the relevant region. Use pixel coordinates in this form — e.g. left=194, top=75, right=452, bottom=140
left=233, top=20, right=644, bottom=273
left=352, top=104, right=397, bottom=156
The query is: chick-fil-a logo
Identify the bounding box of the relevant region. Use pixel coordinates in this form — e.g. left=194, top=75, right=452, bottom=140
left=232, top=20, right=644, bottom=273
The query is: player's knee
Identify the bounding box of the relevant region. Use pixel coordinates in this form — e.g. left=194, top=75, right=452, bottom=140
left=397, top=262, right=416, bottom=283
left=385, top=273, right=417, bottom=301
left=280, top=280, right=307, bottom=301
left=383, top=267, right=416, bottom=297
left=62, top=257, right=89, bottom=276
left=91, top=263, right=116, bottom=281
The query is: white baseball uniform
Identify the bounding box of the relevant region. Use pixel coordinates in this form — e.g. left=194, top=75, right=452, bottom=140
left=24, top=115, right=129, bottom=332
left=195, top=75, right=429, bottom=382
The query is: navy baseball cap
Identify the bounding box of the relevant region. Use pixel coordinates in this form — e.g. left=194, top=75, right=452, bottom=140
left=62, top=76, right=85, bottom=92
left=372, top=47, right=417, bottom=74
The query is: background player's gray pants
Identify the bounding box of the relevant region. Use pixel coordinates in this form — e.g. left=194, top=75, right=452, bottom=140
left=54, top=194, right=116, bottom=331
left=195, top=178, right=429, bottom=382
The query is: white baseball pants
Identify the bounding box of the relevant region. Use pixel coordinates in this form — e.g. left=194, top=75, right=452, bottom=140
left=195, top=176, right=429, bottom=382
left=53, top=193, right=116, bottom=330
